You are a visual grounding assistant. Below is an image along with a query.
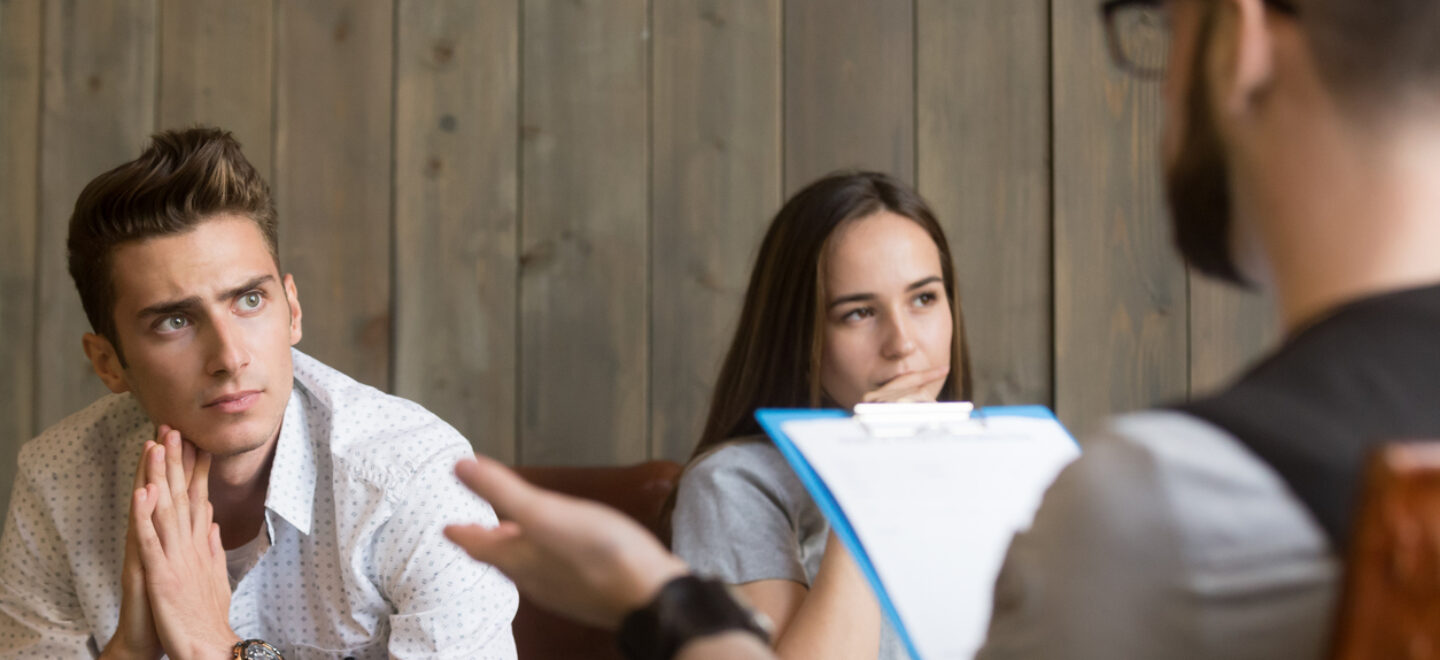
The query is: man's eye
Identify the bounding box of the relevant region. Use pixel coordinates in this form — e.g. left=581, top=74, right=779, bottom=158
left=239, top=292, right=263, bottom=310
left=162, top=316, right=189, bottom=331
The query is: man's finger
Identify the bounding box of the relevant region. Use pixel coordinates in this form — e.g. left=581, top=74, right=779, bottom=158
left=454, top=456, right=543, bottom=521
left=133, top=485, right=165, bottom=566
left=164, top=430, right=191, bottom=530
left=195, top=501, right=214, bottom=541
left=190, top=449, right=212, bottom=536
left=209, top=523, right=228, bottom=586
left=444, top=521, right=523, bottom=564
left=147, top=445, right=181, bottom=550
left=127, top=484, right=152, bottom=557
left=181, top=440, right=196, bottom=485
left=133, top=441, right=155, bottom=492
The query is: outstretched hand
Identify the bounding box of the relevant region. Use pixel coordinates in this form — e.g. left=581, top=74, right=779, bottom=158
left=444, top=455, right=690, bottom=629
left=130, top=429, right=238, bottom=660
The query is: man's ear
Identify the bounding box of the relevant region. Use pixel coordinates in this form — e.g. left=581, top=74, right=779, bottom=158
left=284, top=273, right=303, bottom=346
left=82, top=333, right=130, bottom=394
left=1210, top=0, right=1277, bottom=117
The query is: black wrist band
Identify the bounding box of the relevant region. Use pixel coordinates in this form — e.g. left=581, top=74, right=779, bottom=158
left=616, top=575, right=771, bottom=660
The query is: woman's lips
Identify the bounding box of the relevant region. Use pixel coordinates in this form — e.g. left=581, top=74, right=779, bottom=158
left=205, top=390, right=261, bottom=414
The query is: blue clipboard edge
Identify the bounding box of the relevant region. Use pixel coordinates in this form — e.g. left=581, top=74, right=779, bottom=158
left=755, top=405, right=1076, bottom=660
left=755, top=407, right=922, bottom=660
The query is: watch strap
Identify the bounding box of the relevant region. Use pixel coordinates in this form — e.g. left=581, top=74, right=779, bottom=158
left=616, top=574, right=771, bottom=660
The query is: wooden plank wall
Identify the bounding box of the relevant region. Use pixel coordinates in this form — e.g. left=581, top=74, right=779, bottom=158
left=0, top=0, right=1278, bottom=519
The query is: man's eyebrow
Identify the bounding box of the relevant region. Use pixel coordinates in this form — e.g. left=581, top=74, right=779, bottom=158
left=137, top=296, right=202, bottom=320
left=219, top=275, right=276, bottom=302
left=827, top=275, right=943, bottom=310
left=135, top=275, right=276, bottom=319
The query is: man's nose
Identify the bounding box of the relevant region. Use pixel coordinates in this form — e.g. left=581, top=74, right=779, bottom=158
left=205, top=317, right=251, bottom=377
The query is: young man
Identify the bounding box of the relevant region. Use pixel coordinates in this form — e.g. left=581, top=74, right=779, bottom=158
left=0, top=128, right=518, bottom=659
left=444, top=0, right=1440, bottom=657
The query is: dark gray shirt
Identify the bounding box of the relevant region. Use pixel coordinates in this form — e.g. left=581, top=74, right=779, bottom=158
left=671, top=440, right=907, bottom=660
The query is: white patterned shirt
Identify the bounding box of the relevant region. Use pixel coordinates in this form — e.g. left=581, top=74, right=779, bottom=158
left=0, top=349, right=518, bottom=659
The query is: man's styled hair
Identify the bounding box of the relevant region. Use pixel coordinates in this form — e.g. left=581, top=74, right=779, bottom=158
left=66, top=127, right=279, bottom=357
left=1301, top=0, right=1440, bottom=114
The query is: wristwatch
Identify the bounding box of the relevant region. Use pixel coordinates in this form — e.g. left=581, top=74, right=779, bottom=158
left=617, top=574, right=772, bottom=660
left=232, top=639, right=284, bottom=660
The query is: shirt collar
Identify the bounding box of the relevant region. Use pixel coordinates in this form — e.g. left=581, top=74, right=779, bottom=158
left=262, top=374, right=319, bottom=536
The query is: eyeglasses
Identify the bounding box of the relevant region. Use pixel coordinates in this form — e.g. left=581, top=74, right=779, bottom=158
left=1101, top=0, right=1300, bottom=79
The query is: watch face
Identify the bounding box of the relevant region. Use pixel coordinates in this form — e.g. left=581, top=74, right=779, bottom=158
left=239, top=640, right=284, bottom=660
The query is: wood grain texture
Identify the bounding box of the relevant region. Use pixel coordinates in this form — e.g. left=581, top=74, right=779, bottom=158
left=35, top=0, right=157, bottom=429
left=1189, top=273, right=1276, bottom=396
left=783, top=0, right=915, bottom=194
left=274, top=0, right=392, bottom=390
left=0, top=0, right=42, bottom=522
left=519, top=0, right=650, bottom=465
left=394, top=0, right=519, bottom=460
left=1052, top=0, right=1188, bottom=435
left=917, top=0, right=1051, bottom=408
left=158, top=0, right=273, bottom=179
left=650, top=0, right=781, bottom=461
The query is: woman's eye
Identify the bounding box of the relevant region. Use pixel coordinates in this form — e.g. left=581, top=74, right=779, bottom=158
left=239, top=292, right=263, bottom=311
left=842, top=307, right=874, bottom=322
left=914, top=291, right=937, bottom=307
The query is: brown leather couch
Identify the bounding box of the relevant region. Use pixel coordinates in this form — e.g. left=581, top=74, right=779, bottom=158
left=1331, top=442, right=1440, bottom=659
left=510, top=460, right=683, bottom=659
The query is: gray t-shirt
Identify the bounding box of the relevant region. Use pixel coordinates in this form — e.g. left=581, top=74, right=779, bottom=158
left=977, top=410, right=1338, bottom=659
left=671, top=440, right=907, bottom=660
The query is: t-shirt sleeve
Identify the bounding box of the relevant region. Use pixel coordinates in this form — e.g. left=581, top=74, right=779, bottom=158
left=670, top=445, right=810, bottom=586
left=0, top=467, right=96, bottom=659
left=976, top=411, right=1336, bottom=660
left=975, top=426, right=1185, bottom=660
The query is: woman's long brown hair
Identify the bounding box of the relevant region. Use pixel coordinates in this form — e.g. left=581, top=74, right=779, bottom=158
left=663, top=171, right=973, bottom=540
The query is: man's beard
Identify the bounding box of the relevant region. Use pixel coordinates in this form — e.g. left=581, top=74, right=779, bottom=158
left=1164, top=12, right=1249, bottom=286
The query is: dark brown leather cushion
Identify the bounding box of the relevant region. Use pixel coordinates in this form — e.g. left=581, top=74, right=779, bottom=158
left=1331, top=442, right=1440, bottom=659
left=509, top=460, right=683, bottom=660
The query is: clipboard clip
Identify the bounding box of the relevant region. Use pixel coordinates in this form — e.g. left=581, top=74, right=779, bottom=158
left=853, top=401, right=979, bottom=438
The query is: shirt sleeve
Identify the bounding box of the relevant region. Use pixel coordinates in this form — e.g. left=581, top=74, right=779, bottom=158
left=671, top=446, right=811, bottom=586
left=372, top=443, right=518, bottom=660
left=0, top=468, right=97, bottom=659
left=975, top=412, right=1337, bottom=660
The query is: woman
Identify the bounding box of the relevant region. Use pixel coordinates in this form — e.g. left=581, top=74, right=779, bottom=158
left=669, top=171, right=972, bottom=659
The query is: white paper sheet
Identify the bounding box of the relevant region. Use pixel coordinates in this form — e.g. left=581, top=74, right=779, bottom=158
left=778, top=414, right=1079, bottom=660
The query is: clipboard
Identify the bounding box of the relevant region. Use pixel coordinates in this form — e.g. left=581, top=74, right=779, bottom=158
left=756, top=403, right=1078, bottom=660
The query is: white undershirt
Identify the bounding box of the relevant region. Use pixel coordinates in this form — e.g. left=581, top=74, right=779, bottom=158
left=224, top=530, right=270, bottom=589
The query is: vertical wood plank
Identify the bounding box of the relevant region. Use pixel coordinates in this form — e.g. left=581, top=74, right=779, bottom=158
left=520, top=0, right=649, bottom=465
left=1189, top=275, right=1276, bottom=395
left=0, top=0, right=42, bottom=522
left=157, top=0, right=273, bottom=179
left=917, top=0, right=1052, bottom=408
left=394, top=0, right=519, bottom=461
left=1052, top=0, right=1188, bottom=434
left=651, top=0, right=782, bottom=461
left=783, top=0, right=915, bottom=194
left=35, top=0, right=157, bottom=429
left=274, top=1, right=393, bottom=390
